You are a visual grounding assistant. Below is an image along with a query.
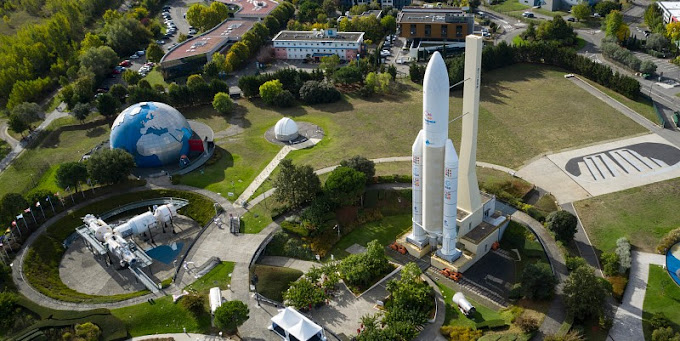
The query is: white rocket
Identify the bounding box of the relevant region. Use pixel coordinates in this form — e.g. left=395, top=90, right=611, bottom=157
left=408, top=51, right=460, bottom=262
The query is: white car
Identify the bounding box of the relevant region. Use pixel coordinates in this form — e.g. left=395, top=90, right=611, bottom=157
left=564, top=73, right=575, bottom=78
left=380, top=50, right=391, bottom=57
left=129, top=54, right=140, bottom=59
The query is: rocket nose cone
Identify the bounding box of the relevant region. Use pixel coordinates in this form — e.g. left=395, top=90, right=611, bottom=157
left=423, top=52, right=450, bottom=96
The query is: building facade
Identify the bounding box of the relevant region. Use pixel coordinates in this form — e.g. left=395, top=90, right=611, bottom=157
left=397, top=7, right=474, bottom=41
left=658, top=2, right=680, bottom=23
left=272, top=29, right=364, bottom=61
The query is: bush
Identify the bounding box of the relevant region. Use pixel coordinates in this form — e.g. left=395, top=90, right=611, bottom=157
left=74, top=322, right=101, bottom=341
left=657, top=227, right=680, bottom=254
left=181, top=294, right=205, bottom=317
left=274, top=89, right=295, bottom=107
left=616, top=237, right=631, bottom=273
left=607, top=275, right=628, bottom=302
left=299, top=80, right=341, bottom=104
left=652, top=327, right=680, bottom=341
left=546, top=210, right=578, bottom=243
left=521, top=262, right=556, bottom=300
left=440, top=326, right=483, bottom=340
left=566, top=256, right=588, bottom=272
left=651, top=313, right=671, bottom=330
left=509, top=283, right=522, bottom=300
left=259, top=79, right=284, bottom=105
left=212, top=92, right=234, bottom=114
left=515, top=314, right=539, bottom=333
left=601, top=252, right=620, bottom=276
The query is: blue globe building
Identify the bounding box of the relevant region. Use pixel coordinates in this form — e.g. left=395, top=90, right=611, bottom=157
left=110, top=102, right=193, bottom=168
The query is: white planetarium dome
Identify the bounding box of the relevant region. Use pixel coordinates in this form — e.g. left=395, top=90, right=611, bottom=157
left=274, top=117, right=299, bottom=142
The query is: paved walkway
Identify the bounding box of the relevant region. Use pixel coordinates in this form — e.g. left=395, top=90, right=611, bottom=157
left=259, top=256, right=319, bottom=273
left=0, top=121, right=19, bottom=148
left=131, top=333, right=237, bottom=341
left=234, top=138, right=320, bottom=208
left=608, top=251, right=665, bottom=341
left=0, top=106, right=68, bottom=173
left=561, top=203, right=603, bottom=277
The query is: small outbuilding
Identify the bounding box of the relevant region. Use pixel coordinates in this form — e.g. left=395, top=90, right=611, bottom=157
left=269, top=307, right=326, bottom=341
left=274, top=117, right=299, bottom=142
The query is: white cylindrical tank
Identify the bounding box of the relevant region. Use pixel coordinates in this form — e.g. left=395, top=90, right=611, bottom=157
left=114, top=212, right=157, bottom=237
left=452, top=292, right=476, bottom=317
left=210, top=287, right=222, bottom=314
left=411, top=130, right=427, bottom=244
left=421, top=52, right=449, bottom=237
left=84, top=214, right=113, bottom=242
left=441, top=139, right=459, bottom=256
left=154, top=203, right=177, bottom=224
left=274, top=117, right=299, bottom=142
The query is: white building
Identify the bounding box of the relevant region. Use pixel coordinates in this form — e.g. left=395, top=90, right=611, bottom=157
left=658, top=2, right=680, bottom=23
left=272, top=29, right=364, bottom=61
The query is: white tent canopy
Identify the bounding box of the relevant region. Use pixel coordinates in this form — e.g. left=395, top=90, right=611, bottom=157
left=270, top=307, right=325, bottom=341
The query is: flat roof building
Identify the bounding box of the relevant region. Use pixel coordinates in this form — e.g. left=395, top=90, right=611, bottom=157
left=658, top=2, right=680, bottom=23
left=160, top=19, right=254, bottom=79
left=397, top=7, right=474, bottom=41
left=273, top=29, right=364, bottom=61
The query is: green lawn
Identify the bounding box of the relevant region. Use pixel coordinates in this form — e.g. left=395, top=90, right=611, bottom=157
left=327, top=214, right=411, bottom=259
left=643, top=265, right=680, bottom=341
left=0, top=116, right=110, bottom=195
left=500, top=221, right=550, bottom=285
left=143, top=67, right=169, bottom=88
left=111, top=296, right=211, bottom=336
left=437, top=283, right=511, bottom=329
left=241, top=196, right=276, bottom=234
left=185, top=261, right=235, bottom=294
left=574, top=177, right=680, bottom=253
left=582, top=77, right=658, bottom=125
left=253, top=264, right=303, bottom=302
left=183, top=104, right=231, bottom=133
left=489, top=0, right=530, bottom=12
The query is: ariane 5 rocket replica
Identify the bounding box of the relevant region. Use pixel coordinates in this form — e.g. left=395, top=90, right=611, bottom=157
left=408, top=35, right=484, bottom=263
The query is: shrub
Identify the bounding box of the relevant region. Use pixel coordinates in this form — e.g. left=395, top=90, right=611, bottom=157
left=212, top=92, right=234, bottom=115
left=601, top=252, right=620, bottom=276
left=74, top=322, right=101, bottom=341
left=521, top=262, right=556, bottom=300
left=509, top=283, right=522, bottom=300
left=181, top=294, right=205, bottom=317
left=299, top=80, right=341, bottom=104
left=259, top=79, right=284, bottom=105
left=607, top=275, right=628, bottom=302
left=274, top=89, right=295, bottom=107
left=546, top=210, right=578, bottom=243
left=650, top=312, right=671, bottom=330
left=566, top=256, right=588, bottom=272
left=440, top=326, right=483, bottom=340
left=213, top=300, right=249, bottom=333
left=515, top=314, right=539, bottom=333
left=652, top=327, right=680, bottom=341
left=616, top=237, right=631, bottom=273
left=657, top=227, right=680, bottom=254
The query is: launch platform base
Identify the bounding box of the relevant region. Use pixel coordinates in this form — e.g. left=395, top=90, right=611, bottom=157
left=398, top=232, right=432, bottom=258
left=431, top=251, right=475, bottom=273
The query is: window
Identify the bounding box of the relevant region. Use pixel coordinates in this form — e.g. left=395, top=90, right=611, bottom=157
left=410, top=24, right=417, bottom=35
left=424, top=24, right=431, bottom=37
left=441, top=25, right=448, bottom=37
left=456, top=25, right=463, bottom=37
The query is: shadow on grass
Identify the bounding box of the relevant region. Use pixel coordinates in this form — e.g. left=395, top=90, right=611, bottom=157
left=248, top=98, right=310, bottom=118
left=37, top=119, right=108, bottom=149
left=230, top=106, right=252, bottom=129
left=86, top=126, right=107, bottom=138
left=311, top=97, right=354, bottom=113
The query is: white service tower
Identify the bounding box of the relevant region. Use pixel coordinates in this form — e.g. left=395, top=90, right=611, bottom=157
left=408, top=35, right=484, bottom=263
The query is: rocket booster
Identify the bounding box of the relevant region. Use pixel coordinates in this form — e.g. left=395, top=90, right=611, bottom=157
left=410, top=52, right=460, bottom=255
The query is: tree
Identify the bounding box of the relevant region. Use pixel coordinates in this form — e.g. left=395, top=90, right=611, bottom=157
left=332, top=65, right=363, bottom=84
left=601, top=252, right=620, bottom=276
left=187, top=2, right=230, bottom=32
left=322, top=0, right=337, bottom=16
left=645, top=4, right=665, bottom=34
left=324, top=166, right=366, bottom=206
left=605, top=10, right=628, bottom=42
left=56, top=162, right=88, bottom=192
left=595, top=1, right=621, bottom=17
left=298, top=80, right=341, bottom=104
left=10, top=102, right=41, bottom=128
left=212, top=92, right=234, bottom=114
left=381, top=15, right=397, bottom=34
left=572, top=2, right=591, bottom=22
left=109, top=84, right=128, bottom=102
left=0, top=193, right=28, bottom=223
left=646, top=33, right=669, bottom=52
left=214, top=300, right=249, bottom=333
left=273, top=159, right=321, bottom=208
left=319, top=55, right=340, bottom=78
left=384, top=262, right=433, bottom=325
left=521, top=262, right=556, bottom=300
left=79, top=46, right=118, bottom=80
left=259, top=79, right=284, bottom=105
left=87, top=148, right=135, bottom=185
left=339, top=240, right=391, bottom=288
left=0, top=292, right=18, bottom=329
left=640, top=60, right=657, bottom=74
left=652, top=327, right=680, bottom=341
left=96, top=93, right=120, bottom=119
left=340, top=155, right=375, bottom=179
left=123, top=69, right=142, bottom=85
left=71, top=103, right=91, bottom=123
left=563, top=266, right=607, bottom=320
left=283, top=277, right=326, bottom=310
left=8, top=114, right=29, bottom=135
left=146, top=42, right=164, bottom=63
left=80, top=32, right=104, bottom=51
left=104, top=16, right=153, bottom=56
left=546, top=210, right=578, bottom=243
left=616, top=237, right=631, bottom=273
left=181, top=295, right=205, bottom=317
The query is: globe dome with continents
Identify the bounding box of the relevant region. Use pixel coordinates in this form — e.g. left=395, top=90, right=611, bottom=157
left=110, top=102, right=193, bottom=168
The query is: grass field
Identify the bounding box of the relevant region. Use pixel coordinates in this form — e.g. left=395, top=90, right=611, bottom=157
left=253, top=264, right=303, bottom=302
left=327, top=214, right=411, bottom=259
left=183, top=104, right=231, bottom=133
left=489, top=0, right=529, bottom=12
left=574, top=177, right=680, bottom=253
left=437, top=283, right=511, bottom=328
left=240, top=196, right=276, bottom=234
left=185, top=261, right=235, bottom=294
left=143, top=67, right=169, bottom=88
left=642, top=265, right=680, bottom=340
left=0, top=10, right=44, bottom=35
left=581, top=78, right=658, bottom=125
left=182, top=64, right=643, bottom=200
left=0, top=116, right=110, bottom=195
left=111, top=296, right=211, bottom=336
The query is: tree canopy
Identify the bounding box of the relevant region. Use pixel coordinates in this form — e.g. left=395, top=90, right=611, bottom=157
left=324, top=166, right=366, bottom=206
left=340, top=155, right=375, bottom=179
left=86, top=148, right=135, bottom=184
left=521, top=262, right=556, bottom=300
left=563, top=266, right=607, bottom=320
left=56, top=162, right=88, bottom=192
left=213, top=300, right=249, bottom=333
left=546, top=210, right=578, bottom=243
left=273, top=159, right=321, bottom=208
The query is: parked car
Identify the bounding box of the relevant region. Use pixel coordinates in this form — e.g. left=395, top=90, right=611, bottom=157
left=567, top=17, right=576, bottom=22
left=189, top=29, right=198, bottom=35
left=130, top=54, right=140, bottom=59
left=113, top=65, right=124, bottom=74
left=156, top=40, right=166, bottom=44
left=162, top=5, right=171, bottom=10
left=96, top=87, right=109, bottom=93
left=522, top=12, right=534, bottom=18
left=380, top=50, right=390, bottom=57
left=119, top=60, right=132, bottom=67
left=136, top=50, right=145, bottom=56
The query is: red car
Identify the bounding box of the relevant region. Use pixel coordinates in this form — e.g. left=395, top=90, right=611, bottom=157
left=119, top=60, right=132, bottom=67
